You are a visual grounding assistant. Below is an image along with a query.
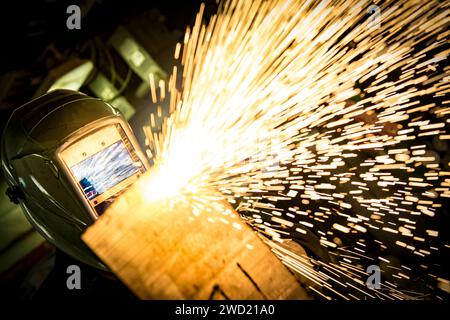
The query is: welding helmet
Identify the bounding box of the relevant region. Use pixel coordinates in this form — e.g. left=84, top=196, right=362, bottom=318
left=1, top=90, right=149, bottom=270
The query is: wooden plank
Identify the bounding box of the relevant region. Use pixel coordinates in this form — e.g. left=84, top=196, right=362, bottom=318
left=82, top=182, right=310, bottom=300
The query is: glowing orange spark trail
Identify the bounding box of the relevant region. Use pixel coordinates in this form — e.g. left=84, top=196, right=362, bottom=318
left=90, top=0, right=449, bottom=299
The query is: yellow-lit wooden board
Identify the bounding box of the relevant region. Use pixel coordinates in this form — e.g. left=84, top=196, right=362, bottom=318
left=82, top=183, right=310, bottom=300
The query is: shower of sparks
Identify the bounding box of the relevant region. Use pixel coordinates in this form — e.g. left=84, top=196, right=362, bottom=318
left=139, top=0, right=450, bottom=300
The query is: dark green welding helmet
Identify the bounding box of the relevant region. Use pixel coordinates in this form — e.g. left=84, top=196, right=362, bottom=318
left=1, top=90, right=149, bottom=269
